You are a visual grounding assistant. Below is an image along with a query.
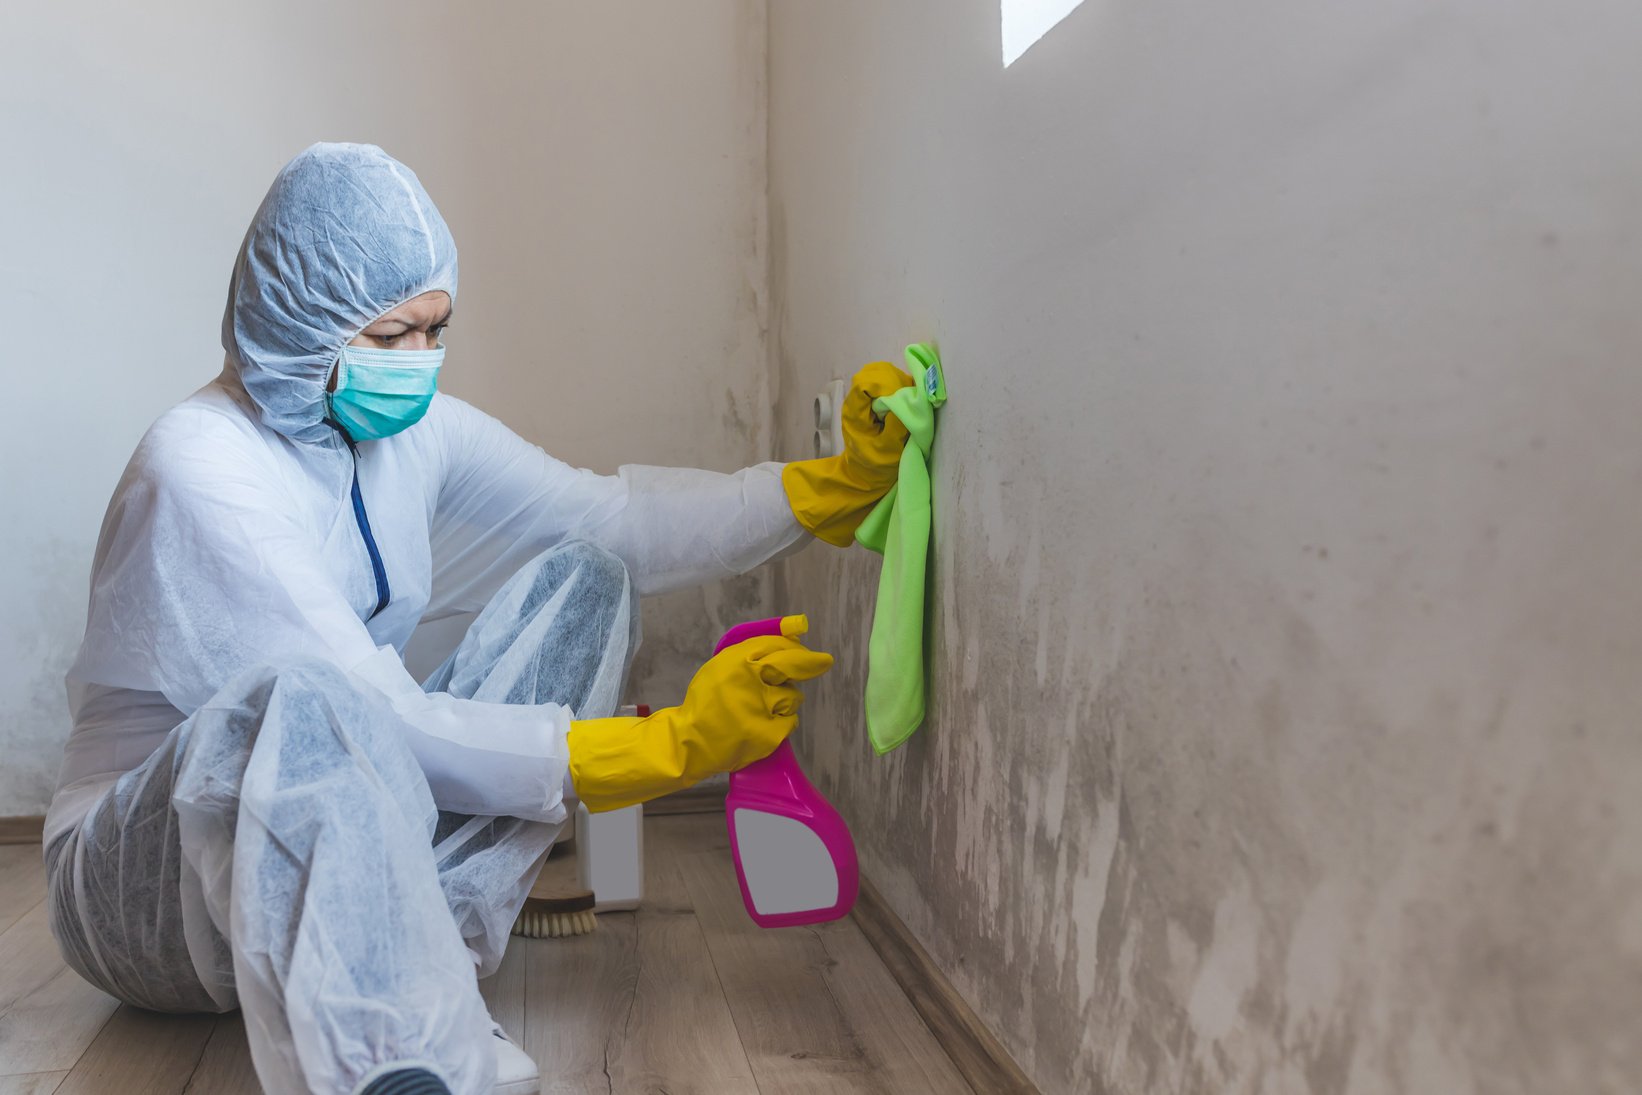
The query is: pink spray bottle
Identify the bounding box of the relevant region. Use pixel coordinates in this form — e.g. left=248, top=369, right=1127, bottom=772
left=716, top=615, right=860, bottom=928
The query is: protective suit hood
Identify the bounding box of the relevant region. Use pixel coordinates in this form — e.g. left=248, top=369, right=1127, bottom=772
left=221, top=142, right=459, bottom=443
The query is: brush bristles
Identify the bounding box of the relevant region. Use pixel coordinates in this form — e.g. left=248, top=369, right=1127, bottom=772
left=512, top=907, right=598, bottom=939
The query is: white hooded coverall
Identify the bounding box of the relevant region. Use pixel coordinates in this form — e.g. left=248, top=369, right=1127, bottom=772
left=42, top=142, right=806, bottom=1095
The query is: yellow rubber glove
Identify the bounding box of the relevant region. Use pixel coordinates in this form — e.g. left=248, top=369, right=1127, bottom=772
left=567, top=620, right=835, bottom=812
left=782, top=361, right=915, bottom=546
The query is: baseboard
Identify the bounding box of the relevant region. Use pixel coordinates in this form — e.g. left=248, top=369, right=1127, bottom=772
left=0, top=816, right=44, bottom=846
left=851, top=876, right=1039, bottom=1094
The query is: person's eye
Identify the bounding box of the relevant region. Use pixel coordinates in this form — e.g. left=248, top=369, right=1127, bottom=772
left=376, top=332, right=402, bottom=346
left=429, top=324, right=448, bottom=342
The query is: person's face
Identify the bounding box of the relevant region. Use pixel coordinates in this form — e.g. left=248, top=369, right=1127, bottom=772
left=328, top=290, right=452, bottom=391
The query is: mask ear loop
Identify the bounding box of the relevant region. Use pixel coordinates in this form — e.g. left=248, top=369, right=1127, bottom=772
left=322, top=349, right=351, bottom=442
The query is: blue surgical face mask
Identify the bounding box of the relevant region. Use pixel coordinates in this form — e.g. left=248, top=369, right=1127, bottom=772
left=325, top=343, right=444, bottom=441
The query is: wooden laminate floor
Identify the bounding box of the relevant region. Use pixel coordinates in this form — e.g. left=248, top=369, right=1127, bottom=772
left=0, top=815, right=970, bottom=1094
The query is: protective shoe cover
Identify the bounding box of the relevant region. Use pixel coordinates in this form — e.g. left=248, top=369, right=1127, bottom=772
left=489, top=1025, right=540, bottom=1095
left=48, top=541, right=637, bottom=1095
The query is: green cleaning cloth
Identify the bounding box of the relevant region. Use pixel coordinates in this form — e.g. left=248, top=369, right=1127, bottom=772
left=855, top=342, right=946, bottom=754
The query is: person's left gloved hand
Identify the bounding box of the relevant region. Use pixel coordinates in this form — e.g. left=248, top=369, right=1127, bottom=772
left=566, top=624, right=834, bottom=812
left=782, top=361, right=915, bottom=546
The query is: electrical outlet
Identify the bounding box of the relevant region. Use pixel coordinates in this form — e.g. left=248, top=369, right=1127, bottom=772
left=812, top=379, right=847, bottom=458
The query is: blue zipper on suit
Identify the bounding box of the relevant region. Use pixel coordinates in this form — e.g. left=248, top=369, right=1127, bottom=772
left=333, top=425, right=391, bottom=621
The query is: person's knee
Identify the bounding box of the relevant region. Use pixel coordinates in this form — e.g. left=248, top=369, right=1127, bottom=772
left=273, top=658, right=408, bottom=754
left=550, top=540, right=630, bottom=590
left=437, top=541, right=639, bottom=710
left=204, top=657, right=403, bottom=772
left=268, top=655, right=357, bottom=698
left=527, top=540, right=632, bottom=612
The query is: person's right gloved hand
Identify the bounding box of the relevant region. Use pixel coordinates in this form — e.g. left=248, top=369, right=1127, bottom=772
left=567, top=631, right=835, bottom=813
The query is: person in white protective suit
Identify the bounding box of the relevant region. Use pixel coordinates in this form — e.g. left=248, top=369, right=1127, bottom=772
left=42, top=143, right=912, bottom=1095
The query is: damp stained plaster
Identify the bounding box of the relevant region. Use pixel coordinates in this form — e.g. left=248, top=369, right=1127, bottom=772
left=767, top=0, right=1642, bottom=1091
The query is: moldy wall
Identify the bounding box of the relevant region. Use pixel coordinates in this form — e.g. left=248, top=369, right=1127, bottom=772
left=767, top=1, right=1642, bottom=1091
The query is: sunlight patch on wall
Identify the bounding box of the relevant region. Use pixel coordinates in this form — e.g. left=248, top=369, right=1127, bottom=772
left=1002, top=0, right=1086, bottom=66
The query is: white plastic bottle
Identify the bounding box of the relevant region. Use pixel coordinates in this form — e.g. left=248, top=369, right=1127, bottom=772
left=573, top=703, right=647, bottom=911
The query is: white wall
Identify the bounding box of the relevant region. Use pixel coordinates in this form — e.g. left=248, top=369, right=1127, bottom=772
left=0, top=0, right=771, bottom=816
left=769, top=1, right=1642, bottom=1091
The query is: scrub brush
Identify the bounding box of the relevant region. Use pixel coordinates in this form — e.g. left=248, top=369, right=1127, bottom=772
left=512, top=837, right=598, bottom=939
left=513, top=889, right=597, bottom=939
